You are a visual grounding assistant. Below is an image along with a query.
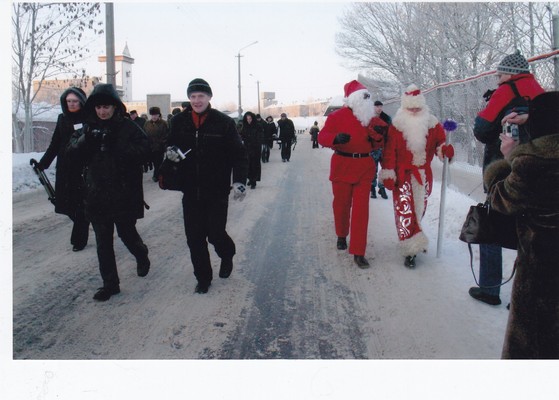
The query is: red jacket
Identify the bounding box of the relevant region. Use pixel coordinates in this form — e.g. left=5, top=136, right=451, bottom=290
left=318, top=107, right=384, bottom=183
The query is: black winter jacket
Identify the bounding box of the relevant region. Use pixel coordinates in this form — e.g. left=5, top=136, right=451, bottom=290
left=167, top=105, right=248, bottom=198
left=277, top=118, right=295, bottom=142
left=241, top=112, right=264, bottom=155
left=67, top=84, right=150, bottom=223
left=39, top=87, right=88, bottom=217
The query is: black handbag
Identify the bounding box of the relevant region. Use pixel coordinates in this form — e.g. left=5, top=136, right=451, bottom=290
left=157, top=158, right=183, bottom=191
left=459, top=201, right=518, bottom=288
left=459, top=201, right=518, bottom=250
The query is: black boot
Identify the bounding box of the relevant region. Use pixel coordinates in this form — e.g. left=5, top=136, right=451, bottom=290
left=404, top=255, right=416, bottom=268
left=354, top=255, right=370, bottom=269
left=468, top=287, right=502, bottom=306
left=370, top=190, right=377, bottom=199
left=219, top=258, right=233, bottom=278
left=195, top=282, right=211, bottom=294
left=378, top=187, right=388, bottom=199
left=336, top=237, right=347, bottom=250
left=93, top=286, right=120, bottom=301
left=136, top=244, right=150, bottom=277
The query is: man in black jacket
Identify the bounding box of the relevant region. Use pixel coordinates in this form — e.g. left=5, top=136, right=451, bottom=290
left=277, top=112, right=296, bottom=162
left=165, top=78, right=248, bottom=294
left=67, top=84, right=151, bottom=301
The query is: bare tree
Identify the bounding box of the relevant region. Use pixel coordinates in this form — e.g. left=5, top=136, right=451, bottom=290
left=12, top=2, right=102, bottom=153
left=336, top=2, right=554, bottom=93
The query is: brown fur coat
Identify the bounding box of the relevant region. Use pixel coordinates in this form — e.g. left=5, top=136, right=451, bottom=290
left=484, top=133, right=559, bottom=358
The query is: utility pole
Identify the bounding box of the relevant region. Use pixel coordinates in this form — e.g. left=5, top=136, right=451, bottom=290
left=553, top=13, right=559, bottom=90
left=236, top=41, right=258, bottom=118
left=105, top=3, right=116, bottom=87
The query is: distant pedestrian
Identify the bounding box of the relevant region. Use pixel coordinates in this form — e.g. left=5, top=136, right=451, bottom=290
left=129, top=110, right=146, bottom=129
left=164, top=78, right=248, bottom=294
left=380, top=85, right=451, bottom=268
left=67, top=83, right=151, bottom=301
left=309, top=121, right=320, bottom=149
left=144, top=106, right=169, bottom=182
left=277, top=112, right=295, bottom=162
left=261, top=116, right=276, bottom=162
left=318, top=80, right=384, bottom=268
left=241, top=111, right=263, bottom=189
left=38, top=87, right=90, bottom=252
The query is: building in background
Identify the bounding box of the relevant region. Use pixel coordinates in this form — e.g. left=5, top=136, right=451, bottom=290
left=97, top=42, right=134, bottom=101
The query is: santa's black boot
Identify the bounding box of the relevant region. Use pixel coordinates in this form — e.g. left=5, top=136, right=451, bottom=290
left=404, top=255, right=416, bottom=268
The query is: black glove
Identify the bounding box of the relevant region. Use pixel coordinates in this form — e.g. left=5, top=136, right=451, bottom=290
left=333, top=133, right=351, bottom=145
left=373, top=125, right=388, bottom=137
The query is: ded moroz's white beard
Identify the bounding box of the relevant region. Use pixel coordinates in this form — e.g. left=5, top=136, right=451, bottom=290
left=392, top=107, right=434, bottom=166
left=346, top=90, right=376, bottom=126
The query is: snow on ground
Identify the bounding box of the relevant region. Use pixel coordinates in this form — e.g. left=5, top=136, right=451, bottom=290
left=4, top=132, right=554, bottom=399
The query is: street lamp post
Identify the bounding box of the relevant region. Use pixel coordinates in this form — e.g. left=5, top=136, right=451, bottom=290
left=236, top=41, right=258, bottom=118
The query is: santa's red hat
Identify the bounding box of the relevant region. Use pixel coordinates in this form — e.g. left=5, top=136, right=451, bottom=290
left=344, top=80, right=367, bottom=98
left=401, top=84, right=426, bottom=109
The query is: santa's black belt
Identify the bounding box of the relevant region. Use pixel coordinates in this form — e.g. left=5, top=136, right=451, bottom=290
left=335, top=150, right=370, bottom=158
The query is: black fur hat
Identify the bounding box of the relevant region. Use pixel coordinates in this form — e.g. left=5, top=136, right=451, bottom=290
left=149, top=106, right=161, bottom=116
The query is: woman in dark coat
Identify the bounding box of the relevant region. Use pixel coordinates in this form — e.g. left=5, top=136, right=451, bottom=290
left=39, top=87, right=90, bottom=251
left=262, top=116, right=277, bottom=162
left=484, top=91, right=559, bottom=358
left=240, top=111, right=263, bottom=189
left=67, top=83, right=151, bottom=301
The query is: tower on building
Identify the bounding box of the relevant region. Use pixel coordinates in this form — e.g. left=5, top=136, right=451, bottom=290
left=98, top=42, right=135, bottom=101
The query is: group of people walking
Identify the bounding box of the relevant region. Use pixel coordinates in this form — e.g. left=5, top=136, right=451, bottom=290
left=36, top=49, right=559, bottom=358
left=38, top=78, right=301, bottom=300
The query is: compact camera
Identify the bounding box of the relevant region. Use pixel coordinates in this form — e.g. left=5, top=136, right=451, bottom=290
left=502, top=122, right=519, bottom=141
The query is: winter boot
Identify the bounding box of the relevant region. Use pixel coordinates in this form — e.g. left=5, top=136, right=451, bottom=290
left=370, top=190, right=377, bottom=199
left=93, top=286, right=120, bottom=301
left=136, top=244, right=151, bottom=277
left=336, top=237, right=347, bottom=250
left=195, top=282, right=211, bottom=294
left=404, top=255, right=416, bottom=268
left=354, top=255, right=370, bottom=269
left=378, top=187, right=388, bottom=199
left=468, top=287, right=502, bottom=306
left=219, top=258, right=233, bottom=278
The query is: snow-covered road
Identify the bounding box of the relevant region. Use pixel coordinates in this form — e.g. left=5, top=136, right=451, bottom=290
left=12, top=138, right=516, bottom=360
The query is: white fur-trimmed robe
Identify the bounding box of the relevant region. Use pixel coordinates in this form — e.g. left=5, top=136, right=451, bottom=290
left=380, top=109, right=446, bottom=256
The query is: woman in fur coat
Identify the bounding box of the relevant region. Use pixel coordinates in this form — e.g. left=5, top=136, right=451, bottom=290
left=484, top=91, right=559, bottom=359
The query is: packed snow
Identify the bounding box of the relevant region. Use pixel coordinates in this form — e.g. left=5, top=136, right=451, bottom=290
left=5, top=125, right=555, bottom=399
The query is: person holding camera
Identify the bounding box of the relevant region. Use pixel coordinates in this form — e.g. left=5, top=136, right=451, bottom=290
left=67, top=83, right=151, bottom=302
left=469, top=50, right=544, bottom=306
left=483, top=91, right=559, bottom=358
left=164, top=78, right=248, bottom=294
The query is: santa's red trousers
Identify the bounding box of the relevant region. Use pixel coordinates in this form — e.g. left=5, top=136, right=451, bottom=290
left=331, top=179, right=371, bottom=256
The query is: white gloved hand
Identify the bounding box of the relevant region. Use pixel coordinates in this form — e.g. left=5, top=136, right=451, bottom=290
left=232, top=182, right=246, bottom=202
left=166, top=146, right=188, bottom=163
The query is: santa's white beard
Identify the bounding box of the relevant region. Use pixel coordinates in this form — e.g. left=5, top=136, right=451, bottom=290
left=392, top=108, right=431, bottom=166
left=347, top=93, right=376, bottom=126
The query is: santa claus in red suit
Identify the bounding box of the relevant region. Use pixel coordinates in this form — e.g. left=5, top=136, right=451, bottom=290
left=380, top=84, right=451, bottom=268
left=318, top=80, right=385, bottom=268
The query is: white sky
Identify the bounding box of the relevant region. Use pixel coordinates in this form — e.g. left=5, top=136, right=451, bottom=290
left=82, top=1, right=359, bottom=108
